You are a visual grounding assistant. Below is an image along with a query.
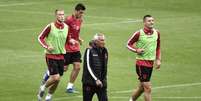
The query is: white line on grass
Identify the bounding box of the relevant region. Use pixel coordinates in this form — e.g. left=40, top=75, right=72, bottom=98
left=54, top=96, right=201, bottom=100
left=111, top=82, right=201, bottom=94
left=153, top=82, right=201, bottom=89
left=0, top=1, right=75, bottom=7
left=0, top=9, right=52, bottom=15
left=0, top=20, right=141, bottom=33
left=86, top=15, right=134, bottom=20
left=53, top=82, right=201, bottom=100
left=0, top=28, right=41, bottom=33
left=0, top=1, right=137, bottom=21
left=0, top=2, right=40, bottom=7
left=84, top=20, right=142, bottom=26
left=152, top=96, right=201, bottom=99
left=0, top=9, right=136, bottom=20
left=0, top=0, right=132, bottom=20
left=54, top=96, right=82, bottom=101
left=108, top=96, right=201, bottom=99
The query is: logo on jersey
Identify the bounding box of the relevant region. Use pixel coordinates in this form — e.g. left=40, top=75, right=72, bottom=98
left=73, top=25, right=80, bottom=31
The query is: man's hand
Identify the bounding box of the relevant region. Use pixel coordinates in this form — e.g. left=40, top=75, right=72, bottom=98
left=63, top=66, right=68, bottom=72
left=79, top=38, right=84, bottom=45
left=47, top=45, right=54, bottom=52
left=155, top=59, right=161, bottom=70
left=69, top=39, right=79, bottom=45
left=78, top=37, right=84, bottom=45
left=136, top=48, right=145, bottom=55
left=96, top=79, right=103, bottom=88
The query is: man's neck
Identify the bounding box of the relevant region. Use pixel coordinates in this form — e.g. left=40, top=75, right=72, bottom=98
left=56, top=20, right=62, bottom=24
left=144, top=26, right=153, bottom=30
left=144, top=26, right=154, bottom=35
left=73, top=13, right=80, bottom=19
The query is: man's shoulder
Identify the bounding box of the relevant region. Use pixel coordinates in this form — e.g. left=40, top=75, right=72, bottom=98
left=129, top=30, right=140, bottom=38
left=42, top=23, right=51, bottom=31
left=65, top=15, right=73, bottom=24
left=133, top=30, right=141, bottom=35
left=153, top=28, right=160, bottom=33
left=84, top=48, right=92, bottom=54
left=85, top=48, right=91, bottom=51
left=103, top=47, right=108, bottom=51
left=66, top=15, right=73, bottom=20
left=103, top=47, right=108, bottom=54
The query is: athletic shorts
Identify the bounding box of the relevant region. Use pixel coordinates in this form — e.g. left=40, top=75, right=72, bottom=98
left=64, top=51, right=82, bottom=65
left=136, top=65, right=153, bottom=82
left=46, top=57, right=64, bottom=76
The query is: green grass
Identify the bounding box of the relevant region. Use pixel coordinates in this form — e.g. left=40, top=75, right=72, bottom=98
left=0, top=0, right=201, bottom=101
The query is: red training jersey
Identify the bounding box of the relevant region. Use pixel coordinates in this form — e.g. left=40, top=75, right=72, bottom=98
left=64, top=15, right=82, bottom=52
left=127, top=27, right=161, bottom=67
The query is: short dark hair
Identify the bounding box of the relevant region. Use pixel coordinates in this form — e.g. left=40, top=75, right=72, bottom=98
left=75, top=3, right=86, bottom=11
left=143, top=15, right=152, bottom=22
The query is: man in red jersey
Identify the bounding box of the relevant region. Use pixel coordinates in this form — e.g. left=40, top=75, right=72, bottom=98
left=37, top=9, right=68, bottom=101
left=64, top=3, right=86, bottom=93
left=127, top=15, right=161, bottom=101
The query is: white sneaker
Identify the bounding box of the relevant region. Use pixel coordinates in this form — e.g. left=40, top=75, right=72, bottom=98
left=37, top=94, right=42, bottom=101
left=45, top=94, right=52, bottom=101
left=37, top=85, right=45, bottom=101
left=66, top=86, right=75, bottom=93
left=129, top=97, right=133, bottom=101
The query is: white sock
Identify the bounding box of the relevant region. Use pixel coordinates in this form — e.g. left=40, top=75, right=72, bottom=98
left=40, top=84, right=46, bottom=91
left=45, top=93, right=52, bottom=100
left=67, top=82, right=73, bottom=89
left=129, top=97, right=133, bottom=101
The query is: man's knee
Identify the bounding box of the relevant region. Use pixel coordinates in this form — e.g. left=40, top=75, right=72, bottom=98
left=51, top=75, right=60, bottom=82
left=64, top=65, right=69, bottom=71
left=73, top=62, right=81, bottom=71
left=144, top=86, right=151, bottom=93
left=139, top=84, right=144, bottom=92
left=142, top=82, right=152, bottom=93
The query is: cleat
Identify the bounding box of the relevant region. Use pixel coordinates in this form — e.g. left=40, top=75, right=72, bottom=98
left=45, top=95, right=52, bottom=101
left=66, top=87, right=75, bottom=93
left=37, top=90, right=45, bottom=101
left=37, top=85, right=45, bottom=101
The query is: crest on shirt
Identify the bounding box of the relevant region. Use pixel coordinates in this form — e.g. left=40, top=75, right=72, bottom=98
left=73, top=25, right=80, bottom=31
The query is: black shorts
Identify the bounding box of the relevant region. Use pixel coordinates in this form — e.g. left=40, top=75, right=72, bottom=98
left=46, top=57, right=64, bottom=76
left=136, top=65, right=153, bottom=82
left=64, top=51, right=82, bottom=65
